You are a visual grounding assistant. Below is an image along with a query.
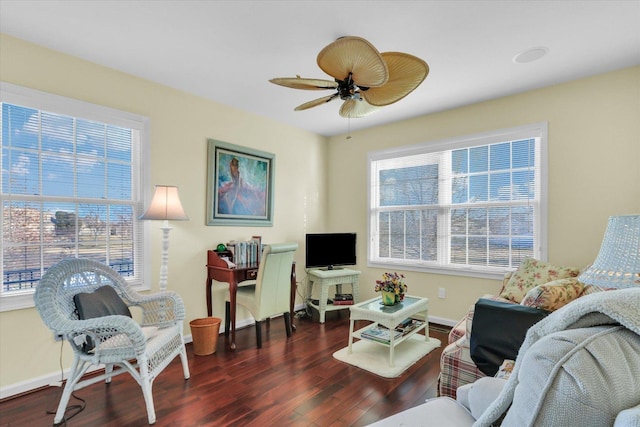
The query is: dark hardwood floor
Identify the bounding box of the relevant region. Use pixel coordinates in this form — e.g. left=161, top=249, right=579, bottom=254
left=0, top=310, right=449, bottom=427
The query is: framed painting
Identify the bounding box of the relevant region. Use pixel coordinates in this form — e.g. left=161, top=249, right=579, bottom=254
left=206, top=139, right=275, bottom=226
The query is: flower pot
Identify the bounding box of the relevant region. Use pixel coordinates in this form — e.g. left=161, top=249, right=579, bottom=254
left=381, top=291, right=397, bottom=306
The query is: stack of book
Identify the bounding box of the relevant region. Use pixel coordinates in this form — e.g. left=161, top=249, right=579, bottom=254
left=227, top=236, right=263, bottom=265
left=395, top=318, right=423, bottom=334
left=333, top=293, right=354, bottom=305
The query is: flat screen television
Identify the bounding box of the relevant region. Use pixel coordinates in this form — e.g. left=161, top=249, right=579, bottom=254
left=305, top=233, right=357, bottom=270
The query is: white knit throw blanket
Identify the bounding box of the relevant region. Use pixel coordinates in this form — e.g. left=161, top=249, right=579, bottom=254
left=473, top=288, right=640, bottom=427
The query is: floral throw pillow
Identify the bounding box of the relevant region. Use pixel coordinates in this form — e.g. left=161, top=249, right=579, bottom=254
left=499, top=258, right=580, bottom=303
left=520, top=278, right=584, bottom=311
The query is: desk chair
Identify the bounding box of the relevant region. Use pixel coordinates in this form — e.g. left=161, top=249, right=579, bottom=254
left=34, top=258, right=190, bottom=425
left=225, top=242, right=298, bottom=348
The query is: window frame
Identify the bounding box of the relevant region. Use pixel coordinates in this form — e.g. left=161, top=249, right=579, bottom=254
left=367, top=122, right=548, bottom=280
left=0, top=82, right=151, bottom=312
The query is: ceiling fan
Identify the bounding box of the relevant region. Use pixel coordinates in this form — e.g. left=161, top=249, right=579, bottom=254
left=269, top=36, right=429, bottom=118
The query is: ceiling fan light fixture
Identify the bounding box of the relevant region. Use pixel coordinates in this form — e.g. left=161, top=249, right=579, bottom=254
left=339, top=98, right=380, bottom=118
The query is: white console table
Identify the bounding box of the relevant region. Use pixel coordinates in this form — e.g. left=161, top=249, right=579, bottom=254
left=305, top=268, right=361, bottom=323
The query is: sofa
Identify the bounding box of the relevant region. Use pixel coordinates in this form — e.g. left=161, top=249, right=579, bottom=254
left=439, top=257, right=608, bottom=398
left=369, top=288, right=640, bottom=426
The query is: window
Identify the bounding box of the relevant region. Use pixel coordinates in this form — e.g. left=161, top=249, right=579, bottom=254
left=1, top=82, right=150, bottom=311
left=368, top=123, right=547, bottom=279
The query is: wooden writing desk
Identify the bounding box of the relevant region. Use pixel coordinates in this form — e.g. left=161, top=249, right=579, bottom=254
left=205, top=250, right=296, bottom=350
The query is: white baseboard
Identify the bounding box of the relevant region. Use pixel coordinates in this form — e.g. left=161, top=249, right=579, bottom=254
left=428, top=315, right=458, bottom=327
left=0, top=364, right=103, bottom=400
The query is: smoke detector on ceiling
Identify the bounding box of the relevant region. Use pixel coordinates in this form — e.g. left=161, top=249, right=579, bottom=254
left=513, top=47, right=549, bottom=64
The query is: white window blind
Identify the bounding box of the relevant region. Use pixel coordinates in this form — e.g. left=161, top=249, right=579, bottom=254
left=368, top=123, right=548, bottom=279
left=1, top=82, right=150, bottom=311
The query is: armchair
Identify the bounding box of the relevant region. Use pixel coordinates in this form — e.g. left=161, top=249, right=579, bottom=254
left=370, top=288, right=640, bottom=426
left=225, top=242, right=298, bottom=349
left=439, top=258, right=587, bottom=398
left=34, top=258, right=190, bottom=425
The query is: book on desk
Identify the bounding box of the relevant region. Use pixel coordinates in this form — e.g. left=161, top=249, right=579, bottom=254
left=226, top=238, right=263, bottom=265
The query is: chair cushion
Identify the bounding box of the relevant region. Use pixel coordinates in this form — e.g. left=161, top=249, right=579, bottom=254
left=520, top=277, right=584, bottom=311
left=94, top=326, right=159, bottom=352
left=74, top=285, right=131, bottom=352
left=499, top=258, right=580, bottom=303
left=470, top=298, right=549, bottom=376
left=366, top=397, right=476, bottom=426
left=74, top=285, right=132, bottom=319
left=466, top=377, right=508, bottom=420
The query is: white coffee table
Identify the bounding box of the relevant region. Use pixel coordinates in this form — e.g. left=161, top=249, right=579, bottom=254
left=348, top=295, right=430, bottom=367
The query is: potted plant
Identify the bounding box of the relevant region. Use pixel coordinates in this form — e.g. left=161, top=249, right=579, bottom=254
left=375, top=272, right=407, bottom=306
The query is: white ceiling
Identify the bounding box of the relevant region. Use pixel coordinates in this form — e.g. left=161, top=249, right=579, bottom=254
left=1, top=1, right=639, bottom=137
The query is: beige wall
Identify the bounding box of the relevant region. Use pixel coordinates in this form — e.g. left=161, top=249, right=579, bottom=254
left=0, top=34, right=328, bottom=393
left=1, top=33, right=639, bottom=395
left=327, top=65, right=640, bottom=322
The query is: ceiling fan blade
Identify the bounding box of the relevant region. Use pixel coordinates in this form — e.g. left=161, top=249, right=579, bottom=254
left=339, top=99, right=381, bottom=118
left=294, top=94, right=339, bottom=111
left=270, top=77, right=338, bottom=90
left=362, top=52, right=429, bottom=107
left=317, top=36, right=388, bottom=88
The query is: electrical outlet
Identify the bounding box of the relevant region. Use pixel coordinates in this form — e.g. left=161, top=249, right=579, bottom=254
left=54, top=333, right=64, bottom=341
left=438, top=288, right=446, bottom=299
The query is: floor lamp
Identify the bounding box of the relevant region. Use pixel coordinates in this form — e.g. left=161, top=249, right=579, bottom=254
left=140, top=185, right=189, bottom=292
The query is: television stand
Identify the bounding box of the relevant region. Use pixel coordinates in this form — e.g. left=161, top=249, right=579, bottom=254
left=305, top=268, right=361, bottom=323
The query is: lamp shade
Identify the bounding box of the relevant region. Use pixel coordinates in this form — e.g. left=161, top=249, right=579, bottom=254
left=578, top=215, right=640, bottom=288
left=140, top=185, right=189, bottom=221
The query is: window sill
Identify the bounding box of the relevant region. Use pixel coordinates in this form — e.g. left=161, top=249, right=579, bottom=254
left=0, top=291, right=35, bottom=312
left=367, top=260, right=510, bottom=280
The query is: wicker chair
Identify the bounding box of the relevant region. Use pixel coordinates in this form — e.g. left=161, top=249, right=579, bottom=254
left=34, top=258, right=190, bottom=425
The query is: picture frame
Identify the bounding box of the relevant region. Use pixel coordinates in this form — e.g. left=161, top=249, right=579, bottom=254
left=206, top=139, right=275, bottom=226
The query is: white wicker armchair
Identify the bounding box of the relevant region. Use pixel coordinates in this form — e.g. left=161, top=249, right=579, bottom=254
left=34, top=258, right=190, bottom=425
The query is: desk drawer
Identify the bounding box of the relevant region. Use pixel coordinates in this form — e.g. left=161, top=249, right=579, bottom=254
left=243, top=269, right=258, bottom=280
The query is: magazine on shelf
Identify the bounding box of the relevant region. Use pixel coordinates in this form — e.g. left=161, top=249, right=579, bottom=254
left=332, top=300, right=353, bottom=305
left=361, top=326, right=403, bottom=343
